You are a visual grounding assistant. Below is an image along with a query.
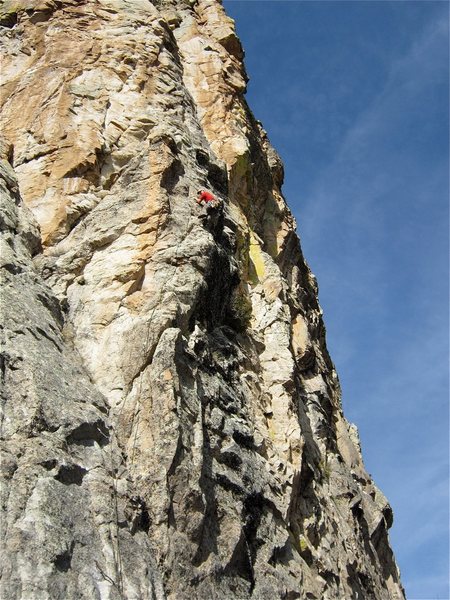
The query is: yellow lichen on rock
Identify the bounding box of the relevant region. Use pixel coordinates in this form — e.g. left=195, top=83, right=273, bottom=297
left=248, top=231, right=265, bottom=283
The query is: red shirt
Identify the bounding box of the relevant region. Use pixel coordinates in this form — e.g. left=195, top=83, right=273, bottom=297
left=198, top=191, right=215, bottom=203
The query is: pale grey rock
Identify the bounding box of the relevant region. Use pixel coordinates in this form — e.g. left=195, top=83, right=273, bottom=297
left=0, top=156, right=165, bottom=600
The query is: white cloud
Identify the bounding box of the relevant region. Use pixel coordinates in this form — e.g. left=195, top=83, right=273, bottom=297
left=291, top=11, right=449, bottom=600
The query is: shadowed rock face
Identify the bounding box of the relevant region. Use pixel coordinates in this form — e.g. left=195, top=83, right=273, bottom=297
left=0, top=1, right=405, bottom=599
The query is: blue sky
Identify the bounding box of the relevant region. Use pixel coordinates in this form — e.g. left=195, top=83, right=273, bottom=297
left=223, top=2, right=449, bottom=598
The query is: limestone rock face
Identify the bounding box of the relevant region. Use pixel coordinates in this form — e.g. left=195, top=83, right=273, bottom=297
left=0, top=1, right=405, bottom=599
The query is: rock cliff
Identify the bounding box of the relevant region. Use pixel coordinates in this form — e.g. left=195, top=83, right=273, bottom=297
left=0, top=1, right=405, bottom=598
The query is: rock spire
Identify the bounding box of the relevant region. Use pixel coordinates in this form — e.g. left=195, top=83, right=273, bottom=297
left=0, top=1, right=405, bottom=598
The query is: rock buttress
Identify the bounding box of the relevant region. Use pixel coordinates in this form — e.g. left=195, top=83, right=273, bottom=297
left=0, top=1, right=405, bottom=598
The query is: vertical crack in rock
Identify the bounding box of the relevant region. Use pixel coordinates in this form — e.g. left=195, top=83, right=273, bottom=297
left=0, top=1, right=405, bottom=598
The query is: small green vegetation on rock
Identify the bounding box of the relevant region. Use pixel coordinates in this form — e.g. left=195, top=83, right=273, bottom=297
left=318, top=457, right=332, bottom=483
left=299, top=535, right=308, bottom=553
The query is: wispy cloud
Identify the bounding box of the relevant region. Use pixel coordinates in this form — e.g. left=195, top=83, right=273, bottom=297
left=293, top=10, right=449, bottom=600
left=300, top=10, right=448, bottom=240
left=228, top=2, right=449, bottom=597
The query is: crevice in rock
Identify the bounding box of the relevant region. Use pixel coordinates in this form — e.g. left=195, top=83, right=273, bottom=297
left=35, top=292, right=64, bottom=326
left=40, top=459, right=58, bottom=471
left=53, top=542, right=75, bottom=573
left=192, top=390, right=220, bottom=566
left=192, top=244, right=238, bottom=332
left=222, top=531, right=254, bottom=589
left=55, top=463, right=87, bottom=486
left=0, top=12, right=18, bottom=28
left=231, top=430, right=255, bottom=450
left=160, top=157, right=185, bottom=192
left=14, top=146, right=60, bottom=168
left=129, top=496, right=151, bottom=535
left=66, top=420, right=110, bottom=447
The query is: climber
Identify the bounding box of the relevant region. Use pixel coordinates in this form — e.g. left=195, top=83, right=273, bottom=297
left=195, top=189, right=223, bottom=223
left=196, top=189, right=217, bottom=206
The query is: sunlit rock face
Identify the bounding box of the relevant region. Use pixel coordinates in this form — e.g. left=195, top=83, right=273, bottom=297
left=0, top=1, right=405, bottom=598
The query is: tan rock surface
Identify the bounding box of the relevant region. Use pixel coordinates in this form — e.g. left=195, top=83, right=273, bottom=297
left=1, top=1, right=405, bottom=598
